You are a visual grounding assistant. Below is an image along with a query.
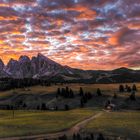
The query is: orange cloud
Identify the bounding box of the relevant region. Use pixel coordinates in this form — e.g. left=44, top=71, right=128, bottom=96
left=0, top=16, right=18, bottom=21
left=128, top=23, right=140, bottom=29
left=66, top=5, right=97, bottom=20
left=108, top=28, right=130, bottom=46
left=77, top=10, right=96, bottom=20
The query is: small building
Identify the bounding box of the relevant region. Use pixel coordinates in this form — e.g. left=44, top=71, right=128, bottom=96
left=106, top=103, right=116, bottom=110
left=105, top=100, right=116, bottom=110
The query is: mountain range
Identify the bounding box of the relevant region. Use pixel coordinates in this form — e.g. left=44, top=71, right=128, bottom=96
left=0, top=53, right=140, bottom=83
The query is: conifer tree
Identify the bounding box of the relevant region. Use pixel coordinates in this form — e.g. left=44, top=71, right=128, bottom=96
left=132, top=84, right=137, bottom=91
left=97, top=88, right=102, bottom=96
left=79, top=87, right=84, bottom=96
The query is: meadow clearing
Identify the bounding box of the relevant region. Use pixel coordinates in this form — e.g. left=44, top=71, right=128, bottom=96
left=0, top=109, right=95, bottom=138
left=0, top=83, right=139, bottom=139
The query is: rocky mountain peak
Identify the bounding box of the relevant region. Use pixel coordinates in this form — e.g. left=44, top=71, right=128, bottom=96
left=19, top=55, right=30, bottom=63
left=37, top=53, right=54, bottom=63
left=37, top=53, right=46, bottom=58
left=7, top=58, right=18, bottom=65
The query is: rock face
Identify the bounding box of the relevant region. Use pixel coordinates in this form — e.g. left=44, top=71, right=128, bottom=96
left=18, top=56, right=32, bottom=78
left=4, top=53, right=75, bottom=79
left=31, top=53, right=64, bottom=77
left=0, top=53, right=140, bottom=83
left=6, top=59, right=20, bottom=78
left=0, top=59, right=4, bottom=71
left=0, top=59, right=9, bottom=78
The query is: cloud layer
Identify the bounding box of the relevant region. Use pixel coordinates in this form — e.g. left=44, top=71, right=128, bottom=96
left=0, top=0, right=140, bottom=70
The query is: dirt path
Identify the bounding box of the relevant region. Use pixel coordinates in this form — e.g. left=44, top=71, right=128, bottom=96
left=0, top=112, right=103, bottom=140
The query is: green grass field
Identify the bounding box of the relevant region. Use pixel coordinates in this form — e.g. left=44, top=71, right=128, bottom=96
left=85, top=111, right=140, bottom=140
left=0, top=109, right=94, bottom=138
left=0, top=83, right=140, bottom=139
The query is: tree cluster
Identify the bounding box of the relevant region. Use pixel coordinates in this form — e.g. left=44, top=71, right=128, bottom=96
left=0, top=78, right=52, bottom=91
left=119, top=84, right=137, bottom=92
left=79, top=87, right=92, bottom=108
left=56, top=87, right=74, bottom=98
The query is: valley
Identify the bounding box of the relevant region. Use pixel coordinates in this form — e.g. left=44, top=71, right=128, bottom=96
left=0, top=83, right=139, bottom=140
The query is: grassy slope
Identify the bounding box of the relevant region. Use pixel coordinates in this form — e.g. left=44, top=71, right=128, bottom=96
left=0, top=83, right=139, bottom=138
left=85, top=111, right=140, bottom=140
left=0, top=109, right=95, bottom=138
left=0, top=83, right=140, bottom=99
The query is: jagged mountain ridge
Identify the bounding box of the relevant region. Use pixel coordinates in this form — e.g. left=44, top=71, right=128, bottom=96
left=1, top=53, right=89, bottom=80
left=3, top=54, right=67, bottom=78
left=0, top=54, right=140, bottom=83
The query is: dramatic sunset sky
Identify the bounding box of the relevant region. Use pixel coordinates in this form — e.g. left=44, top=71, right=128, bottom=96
left=0, top=0, right=140, bottom=70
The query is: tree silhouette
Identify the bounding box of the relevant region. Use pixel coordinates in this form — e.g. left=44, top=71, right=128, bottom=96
left=129, top=91, right=136, bottom=101
left=127, top=86, right=132, bottom=92
left=97, top=133, right=105, bottom=140
left=79, top=87, right=84, bottom=96
left=119, top=85, right=124, bottom=92
left=41, top=103, right=46, bottom=110
left=23, top=103, right=27, bottom=109
left=97, top=88, right=102, bottom=96
left=132, top=84, right=137, bottom=91
left=57, top=88, right=61, bottom=96
left=64, top=104, right=69, bottom=111
left=90, top=133, right=94, bottom=140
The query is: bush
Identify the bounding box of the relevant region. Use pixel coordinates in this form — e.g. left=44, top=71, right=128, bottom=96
left=129, top=92, right=136, bottom=101
left=64, top=104, right=69, bottom=111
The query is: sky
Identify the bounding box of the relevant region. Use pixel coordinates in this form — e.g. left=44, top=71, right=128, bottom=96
left=0, top=0, right=140, bottom=70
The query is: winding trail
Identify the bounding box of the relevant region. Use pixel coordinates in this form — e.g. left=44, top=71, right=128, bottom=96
left=0, top=112, right=103, bottom=140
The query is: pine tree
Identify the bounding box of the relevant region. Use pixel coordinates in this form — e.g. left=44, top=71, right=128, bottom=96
left=127, top=86, right=132, bottom=92
left=132, top=84, right=137, bottom=91
left=97, top=133, right=105, bottom=140
left=69, top=89, right=74, bottom=98
left=76, top=133, right=82, bottom=140
left=23, top=103, right=27, bottom=109
left=129, top=91, right=136, bottom=101
left=57, top=88, right=61, bottom=96
left=90, top=133, right=94, bottom=140
left=55, top=106, right=58, bottom=111
left=79, top=87, right=84, bottom=96
left=66, top=86, right=69, bottom=94
left=73, top=133, right=76, bottom=140
left=119, top=85, right=124, bottom=92
left=97, top=88, right=102, bottom=96
left=64, top=104, right=69, bottom=111
left=41, top=103, right=46, bottom=110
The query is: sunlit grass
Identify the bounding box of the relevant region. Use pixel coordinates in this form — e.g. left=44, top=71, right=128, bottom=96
left=0, top=108, right=95, bottom=138
left=85, top=111, right=140, bottom=140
